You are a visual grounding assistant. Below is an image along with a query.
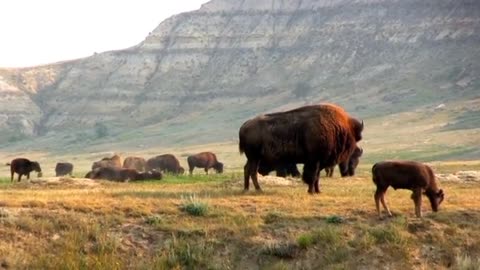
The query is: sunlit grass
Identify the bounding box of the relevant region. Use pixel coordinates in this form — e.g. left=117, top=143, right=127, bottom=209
left=0, top=162, right=478, bottom=268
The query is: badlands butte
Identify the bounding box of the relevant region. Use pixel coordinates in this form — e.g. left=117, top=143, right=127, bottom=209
left=0, top=0, right=479, bottom=164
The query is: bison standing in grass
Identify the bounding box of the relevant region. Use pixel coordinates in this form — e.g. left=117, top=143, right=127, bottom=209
left=325, top=146, right=363, bottom=177
left=146, top=154, right=185, bottom=175
left=239, top=103, right=363, bottom=193
left=187, top=152, right=223, bottom=175
left=55, top=162, right=74, bottom=177
left=372, top=160, right=444, bottom=218
left=6, top=158, right=43, bottom=182
left=123, top=156, right=147, bottom=172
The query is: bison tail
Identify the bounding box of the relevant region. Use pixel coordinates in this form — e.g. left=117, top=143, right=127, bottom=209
left=5, top=163, right=10, bottom=166
left=239, top=138, right=246, bottom=154
left=371, top=163, right=378, bottom=183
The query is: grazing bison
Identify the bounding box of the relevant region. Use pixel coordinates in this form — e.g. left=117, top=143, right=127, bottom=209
left=123, top=156, right=147, bottom=172
left=325, top=146, right=363, bottom=177
left=239, top=103, right=363, bottom=193
left=55, top=162, right=74, bottom=177
left=257, top=161, right=301, bottom=178
left=372, top=160, right=444, bottom=218
left=87, top=167, right=162, bottom=182
left=146, top=154, right=185, bottom=175
left=92, top=154, right=122, bottom=170
left=187, top=152, right=224, bottom=175
left=6, top=158, right=43, bottom=182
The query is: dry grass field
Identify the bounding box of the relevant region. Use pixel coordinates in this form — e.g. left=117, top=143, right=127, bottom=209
left=0, top=161, right=479, bottom=269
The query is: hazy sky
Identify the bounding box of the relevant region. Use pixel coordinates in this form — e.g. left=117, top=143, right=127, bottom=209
left=0, top=0, right=209, bottom=68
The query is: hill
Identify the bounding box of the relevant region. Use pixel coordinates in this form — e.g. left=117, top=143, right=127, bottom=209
left=0, top=0, right=479, bottom=161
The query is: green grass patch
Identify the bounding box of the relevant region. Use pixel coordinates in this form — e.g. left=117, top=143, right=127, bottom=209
left=180, top=194, right=209, bottom=216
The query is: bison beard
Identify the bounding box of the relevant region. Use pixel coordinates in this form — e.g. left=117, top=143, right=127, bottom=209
left=239, top=103, right=363, bottom=193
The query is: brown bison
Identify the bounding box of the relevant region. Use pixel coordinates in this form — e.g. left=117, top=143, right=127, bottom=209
left=6, top=158, right=43, bottom=182
left=87, top=167, right=162, bottom=182
left=239, top=103, right=363, bottom=193
left=123, top=156, right=146, bottom=172
left=146, top=154, right=185, bottom=175
left=92, top=154, right=122, bottom=170
left=372, top=160, right=444, bottom=218
left=187, top=152, right=224, bottom=175
left=257, top=161, right=301, bottom=178
left=325, top=146, right=363, bottom=177
left=55, top=162, right=74, bottom=177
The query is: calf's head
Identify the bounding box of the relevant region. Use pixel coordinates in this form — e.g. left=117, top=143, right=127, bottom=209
left=426, top=189, right=445, bottom=212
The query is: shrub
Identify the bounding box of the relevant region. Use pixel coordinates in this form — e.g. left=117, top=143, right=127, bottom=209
left=180, top=194, right=209, bottom=216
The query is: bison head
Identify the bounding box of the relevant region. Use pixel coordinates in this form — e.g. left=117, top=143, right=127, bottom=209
left=350, top=118, right=364, bottom=142
left=426, top=189, right=445, bottom=212
left=31, top=161, right=42, bottom=177
left=214, top=162, right=224, bottom=174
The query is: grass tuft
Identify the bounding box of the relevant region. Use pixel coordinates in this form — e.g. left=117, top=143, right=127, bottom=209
left=180, top=194, right=209, bottom=216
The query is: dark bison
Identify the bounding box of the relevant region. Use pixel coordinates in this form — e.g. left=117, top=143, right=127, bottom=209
left=55, top=162, right=74, bottom=177
left=239, top=103, right=363, bottom=193
left=372, top=160, right=444, bottom=218
left=257, top=161, right=301, bottom=178
left=146, top=154, right=185, bottom=175
left=6, top=158, right=43, bottom=182
left=325, top=146, right=363, bottom=177
left=123, top=156, right=146, bottom=172
left=92, top=154, right=122, bottom=170
left=87, top=167, right=162, bottom=182
left=187, top=152, right=223, bottom=175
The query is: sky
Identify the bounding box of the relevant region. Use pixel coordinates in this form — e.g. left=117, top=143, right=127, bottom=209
left=0, top=0, right=209, bottom=68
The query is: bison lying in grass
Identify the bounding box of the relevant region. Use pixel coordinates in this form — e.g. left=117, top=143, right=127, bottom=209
left=372, top=160, right=444, bottom=218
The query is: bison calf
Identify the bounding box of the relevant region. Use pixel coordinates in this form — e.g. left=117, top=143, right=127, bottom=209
left=7, top=158, right=42, bottom=182
left=372, top=160, right=444, bottom=218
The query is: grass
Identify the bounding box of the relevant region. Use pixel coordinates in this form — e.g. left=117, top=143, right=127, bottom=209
left=0, top=162, right=478, bottom=269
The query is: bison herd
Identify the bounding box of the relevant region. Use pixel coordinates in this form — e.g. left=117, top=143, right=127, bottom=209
left=4, top=103, right=445, bottom=218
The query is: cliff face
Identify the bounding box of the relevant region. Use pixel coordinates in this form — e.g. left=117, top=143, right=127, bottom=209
left=0, top=0, right=479, bottom=150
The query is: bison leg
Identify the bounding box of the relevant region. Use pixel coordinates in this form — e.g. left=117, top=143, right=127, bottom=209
left=243, top=162, right=250, bottom=191
left=10, top=171, right=14, bottom=182
left=189, top=166, right=194, bottom=176
left=380, top=191, right=392, bottom=217
left=314, top=167, right=321, bottom=193
left=18, top=173, right=23, bottom=182
left=375, top=187, right=391, bottom=218
left=204, top=168, right=209, bottom=175
left=303, top=162, right=319, bottom=194
left=412, top=188, right=423, bottom=218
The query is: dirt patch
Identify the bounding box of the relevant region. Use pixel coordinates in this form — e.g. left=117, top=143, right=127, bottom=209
left=436, top=171, right=480, bottom=182
left=15, top=177, right=100, bottom=188
left=257, top=175, right=300, bottom=186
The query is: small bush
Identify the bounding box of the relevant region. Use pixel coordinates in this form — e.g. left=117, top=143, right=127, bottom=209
left=264, top=211, right=283, bottom=224
left=180, top=194, right=209, bottom=216
left=326, top=215, right=344, bottom=224
left=145, top=215, right=163, bottom=226
left=297, top=234, right=315, bottom=249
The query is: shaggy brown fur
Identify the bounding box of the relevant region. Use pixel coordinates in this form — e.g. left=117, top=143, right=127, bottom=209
left=87, top=167, right=162, bottom=182
left=6, top=158, right=43, bottom=182
left=146, top=154, right=184, bottom=175
left=55, top=162, right=74, bottom=177
left=257, top=161, right=301, bottom=178
left=372, top=160, right=444, bottom=218
left=187, top=152, right=224, bottom=175
left=92, top=154, right=122, bottom=170
left=239, top=103, right=363, bottom=193
left=123, top=156, right=147, bottom=172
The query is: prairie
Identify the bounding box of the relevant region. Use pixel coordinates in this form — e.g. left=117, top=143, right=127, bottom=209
left=0, top=161, right=479, bottom=269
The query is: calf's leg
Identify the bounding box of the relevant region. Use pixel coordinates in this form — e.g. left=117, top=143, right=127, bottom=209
left=412, top=188, right=423, bottom=218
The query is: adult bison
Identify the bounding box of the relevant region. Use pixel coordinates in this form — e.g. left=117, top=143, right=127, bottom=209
left=239, top=103, right=363, bottom=193
left=257, top=161, right=301, bottom=178
left=92, top=154, right=122, bottom=170
left=55, top=162, right=74, bottom=177
left=187, top=152, right=223, bottom=175
left=146, top=154, right=184, bottom=175
left=87, top=167, right=162, bottom=182
left=372, top=160, right=444, bottom=218
left=325, top=146, right=363, bottom=177
left=123, top=156, right=146, bottom=172
left=6, top=158, right=43, bottom=182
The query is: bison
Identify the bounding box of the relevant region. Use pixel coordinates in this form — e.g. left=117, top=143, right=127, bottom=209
left=87, top=167, right=162, bottom=182
left=6, top=158, right=43, bottom=182
left=239, top=103, right=363, bottom=193
left=325, top=146, right=363, bottom=177
left=123, top=156, right=146, bottom=172
left=92, top=154, right=122, bottom=170
left=257, top=161, right=301, bottom=178
left=372, top=160, right=444, bottom=218
left=187, top=152, right=224, bottom=175
left=55, top=162, right=74, bottom=177
left=146, top=154, right=184, bottom=175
